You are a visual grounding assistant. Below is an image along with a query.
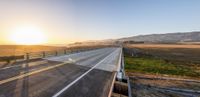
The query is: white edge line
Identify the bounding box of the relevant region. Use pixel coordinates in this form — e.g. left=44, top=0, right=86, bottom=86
left=52, top=48, right=119, bottom=97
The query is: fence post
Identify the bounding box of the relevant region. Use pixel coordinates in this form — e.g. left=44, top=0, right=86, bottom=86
left=55, top=51, right=58, bottom=56
left=26, top=53, right=29, bottom=60
left=64, top=49, right=67, bottom=54
left=42, top=51, right=46, bottom=58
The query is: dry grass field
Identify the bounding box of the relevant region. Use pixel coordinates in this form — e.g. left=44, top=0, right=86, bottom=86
left=124, top=44, right=200, bottom=77
left=0, top=45, right=66, bottom=56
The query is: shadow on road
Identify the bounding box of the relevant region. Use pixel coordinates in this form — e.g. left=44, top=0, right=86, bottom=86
left=21, top=61, right=29, bottom=97
left=0, top=61, right=30, bottom=97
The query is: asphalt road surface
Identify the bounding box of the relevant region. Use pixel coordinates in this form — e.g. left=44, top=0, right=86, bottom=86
left=0, top=47, right=122, bottom=97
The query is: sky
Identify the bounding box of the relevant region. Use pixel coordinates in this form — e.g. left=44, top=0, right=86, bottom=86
left=0, top=0, right=200, bottom=45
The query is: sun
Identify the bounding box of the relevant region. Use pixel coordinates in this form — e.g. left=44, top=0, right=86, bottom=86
left=9, top=26, right=47, bottom=45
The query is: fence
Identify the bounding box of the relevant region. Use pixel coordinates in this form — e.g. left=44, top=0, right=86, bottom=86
left=0, top=48, right=98, bottom=64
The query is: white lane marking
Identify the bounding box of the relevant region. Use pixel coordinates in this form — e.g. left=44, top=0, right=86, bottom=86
left=52, top=48, right=119, bottom=97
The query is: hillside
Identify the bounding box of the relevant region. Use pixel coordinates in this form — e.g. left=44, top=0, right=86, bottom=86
left=118, top=32, right=200, bottom=43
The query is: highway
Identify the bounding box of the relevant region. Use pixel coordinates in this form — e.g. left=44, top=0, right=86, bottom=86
left=0, top=47, right=122, bottom=97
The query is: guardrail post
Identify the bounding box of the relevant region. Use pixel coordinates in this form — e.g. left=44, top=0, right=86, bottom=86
left=64, top=49, right=67, bottom=54
left=55, top=51, right=58, bottom=56
left=42, top=51, right=46, bottom=58
left=26, top=53, right=29, bottom=60
left=127, top=77, right=132, bottom=97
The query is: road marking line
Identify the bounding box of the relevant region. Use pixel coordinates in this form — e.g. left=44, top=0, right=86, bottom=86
left=52, top=48, right=119, bottom=97
left=0, top=61, right=70, bottom=85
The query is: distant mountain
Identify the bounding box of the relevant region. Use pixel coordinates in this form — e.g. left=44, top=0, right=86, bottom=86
left=118, top=32, right=200, bottom=43
left=67, top=39, right=118, bottom=46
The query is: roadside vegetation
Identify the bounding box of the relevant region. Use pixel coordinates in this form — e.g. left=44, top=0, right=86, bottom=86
left=125, top=55, right=200, bottom=77
left=124, top=44, right=200, bottom=78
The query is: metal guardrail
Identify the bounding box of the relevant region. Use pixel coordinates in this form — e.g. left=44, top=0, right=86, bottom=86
left=121, top=48, right=132, bottom=97
left=0, top=55, right=24, bottom=63
left=0, top=48, right=102, bottom=64
left=109, top=47, right=132, bottom=97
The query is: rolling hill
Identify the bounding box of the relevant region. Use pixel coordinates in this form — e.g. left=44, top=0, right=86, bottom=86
left=118, top=32, right=200, bottom=43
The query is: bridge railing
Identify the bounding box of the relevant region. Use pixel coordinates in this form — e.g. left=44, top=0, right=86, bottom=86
left=0, top=48, right=102, bottom=64
left=109, top=47, right=132, bottom=97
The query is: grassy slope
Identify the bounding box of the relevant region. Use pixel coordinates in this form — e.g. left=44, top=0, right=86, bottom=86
left=125, top=56, right=200, bottom=77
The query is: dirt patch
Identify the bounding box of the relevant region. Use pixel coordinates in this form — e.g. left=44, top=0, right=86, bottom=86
left=128, top=73, right=200, bottom=97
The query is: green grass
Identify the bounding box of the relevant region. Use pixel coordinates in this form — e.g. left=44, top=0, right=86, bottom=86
left=125, top=56, right=200, bottom=77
